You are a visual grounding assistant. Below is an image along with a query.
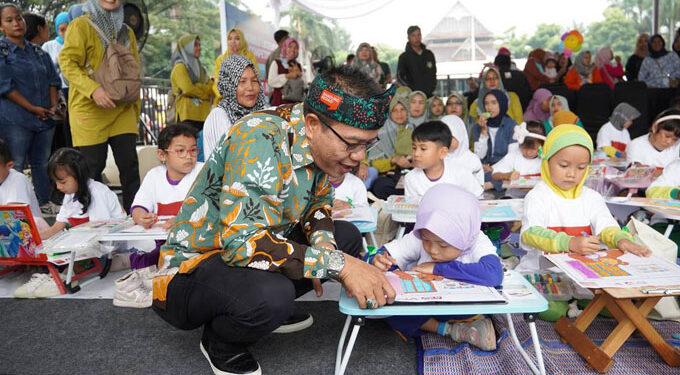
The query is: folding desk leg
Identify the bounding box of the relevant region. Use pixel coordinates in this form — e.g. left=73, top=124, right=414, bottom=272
left=335, top=316, right=364, bottom=375
left=396, top=225, right=406, bottom=239
left=664, top=223, right=675, bottom=238
left=505, top=313, right=542, bottom=375
left=526, top=314, right=546, bottom=375
left=65, top=252, right=79, bottom=293
left=368, top=232, right=377, bottom=248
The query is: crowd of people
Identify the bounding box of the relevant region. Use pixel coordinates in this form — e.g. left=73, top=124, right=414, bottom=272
left=3, top=1, right=680, bottom=373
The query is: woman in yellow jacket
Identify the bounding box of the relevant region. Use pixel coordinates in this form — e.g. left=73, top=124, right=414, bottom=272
left=59, top=0, right=140, bottom=212
left=170, top=34, right=212, bottom=130
left=213, top=28, right=258, bottom=103
left=469, top=67, right=523, bottom=125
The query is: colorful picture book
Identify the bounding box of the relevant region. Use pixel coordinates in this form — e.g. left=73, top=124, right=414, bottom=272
left=0, top=204, right=41, bottom=259
left=386, top=270, right=506, bottom=304
left=606, top=166, right=657, bottom=189
left=544, top=250, right=680, bottom=288
left=480, top=199, right=523, bottom=222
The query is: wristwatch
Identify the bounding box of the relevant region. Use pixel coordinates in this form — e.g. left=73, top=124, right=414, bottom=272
left=326, top=250, right=346, bottom=280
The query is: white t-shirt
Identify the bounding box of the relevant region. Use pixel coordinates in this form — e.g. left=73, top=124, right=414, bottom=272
left=41, top=39, right=67, bottom=88
left=474, top=127, right=499, bottom=160
left=332, top=173, right=368, bottom=207
left=517, top=181, right=619, bottom=272
left=404, top=161, right=484, bottom=201
left=649, top=159, right=680, bottom=190
left=202, top=107, right=232, bottom=161
left=56, top=179, right=126, bottom=225
left=596, top=121, right=631, bottom=152
left=131, top=163, right=204, bottom=215
left=0, top=169, right=42, bottom=219
left=384, top=231, right=497, bottom=270
left=446, top=152, right=484, bottom=185
left=491, top=148, right=541, bottom=175
left=627, top=134, right=680, bottom=169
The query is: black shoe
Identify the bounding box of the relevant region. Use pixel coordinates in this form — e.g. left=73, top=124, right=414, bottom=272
left=272, top=311, right=313, bottom=333
left=200, top=337, right=261, bottom=375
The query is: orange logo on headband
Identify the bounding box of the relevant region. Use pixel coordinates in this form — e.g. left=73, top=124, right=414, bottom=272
left=320, top=89, right=342, bottom=111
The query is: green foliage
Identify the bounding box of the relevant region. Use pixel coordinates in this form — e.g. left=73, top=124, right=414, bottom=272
left=373, top=43, right=400, bottom=75
left=497, top=26, right=530, bottom=58
left=283, top=3, right=351, bottom=62
left=582, top=7, right=638, bottom=60
left=526, top=24, right=564, bottom=52
left=609, top=0, right=679, bottom=42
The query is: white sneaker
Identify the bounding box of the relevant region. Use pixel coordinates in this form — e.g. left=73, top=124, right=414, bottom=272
left=13, top=273, right=49, bottom=298
left=34, top=275, right=62, bottom=298
left=136, top=265, right=158, bottom=290
left=113, top=270, right=151, bottom=308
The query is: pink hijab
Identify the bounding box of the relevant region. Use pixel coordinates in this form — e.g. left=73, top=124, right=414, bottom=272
left=523, top=88, right=552, bottom=122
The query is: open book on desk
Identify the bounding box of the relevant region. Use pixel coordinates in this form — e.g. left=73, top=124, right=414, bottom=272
left=99, top=217, right=171, bottom=241
left=387, top=270, right=506, bottom=304
left=332, top=206, right=376, bottom=224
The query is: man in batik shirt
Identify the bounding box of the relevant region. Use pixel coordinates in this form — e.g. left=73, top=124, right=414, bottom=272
left=152, top=66, right=397, bottom=375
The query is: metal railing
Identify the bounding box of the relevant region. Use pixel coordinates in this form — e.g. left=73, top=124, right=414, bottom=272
left=137, top=78, right=172, bottom=145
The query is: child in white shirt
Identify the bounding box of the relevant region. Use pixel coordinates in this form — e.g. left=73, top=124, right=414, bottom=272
left=596, top=103, right=640, bottom=158
left=492, top=121, right=545, bottom=198
left=329, top=172, right=368, bottom=211
left=518, top=125, right=650, bottom=273
left=627, top=109, right=680, bottom=172
left=405, top=121, right=483, bottom=201
left=129, top=124, right=203, bottom=270
left=440, top=115, right=484, bottom=186
left=0, top=139, right=46, bottom=229
left=369, top=184, right=502, bottom=350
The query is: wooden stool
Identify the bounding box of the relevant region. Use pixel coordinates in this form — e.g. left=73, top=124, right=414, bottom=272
left=555, top=287, right=680, bottom=373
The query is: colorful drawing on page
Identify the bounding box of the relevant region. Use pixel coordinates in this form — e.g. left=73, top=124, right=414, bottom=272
left=393, top=270, right=442, bottom=293
left=481, top=204, right=516, bottom=220
left=385, top=195, right=418, bottom=215
left=0, top=204, right=41, bottom=258
left=385, top=271, right=506, bottom=303
left=567, top=250, right=630, bottom=278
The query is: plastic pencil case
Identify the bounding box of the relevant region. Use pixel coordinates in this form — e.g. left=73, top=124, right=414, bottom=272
left=521, top=272, right=574, bottom=301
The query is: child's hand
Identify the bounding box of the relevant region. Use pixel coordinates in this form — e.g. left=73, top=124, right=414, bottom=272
left=392, top=156, right=411, bottom=169
left=569, top=235, right=601, bottom=254
left=618, top=239, right=651, bottom=257
left=372, top=253, right=397, bottom=271
left=510, top=171, right=520, bottom=180
left=410, top=262, right=435, bottom=274
left=133, top=211, right=158, bottom=229
left=161, top=216, right=176, bottom=231
left=652, top=168, right=663, bottom=178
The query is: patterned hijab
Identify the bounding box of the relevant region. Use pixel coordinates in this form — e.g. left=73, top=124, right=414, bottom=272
left=540, top=125, right=593, bottom=199
left=217, top=55, right=266, bottom=124
left=171, top=35, right=206, bottom=84
left=609, top=103, right=640, bottom=130
left=82, top=0, right=124, bottom=48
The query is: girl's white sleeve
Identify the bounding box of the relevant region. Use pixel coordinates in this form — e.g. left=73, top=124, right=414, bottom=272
left=384, top=232, right=422, bottom=270
left=267, top=61, right=287, bottom=88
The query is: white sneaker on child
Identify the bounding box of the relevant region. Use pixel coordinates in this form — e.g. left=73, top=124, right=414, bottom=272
left=13, top=273, right=49, bottom=298
left=113, top=270, right=152, bottom=308
left=449, top=317, right=497, bottom=351
left=34, top=274, right=62, bottom=298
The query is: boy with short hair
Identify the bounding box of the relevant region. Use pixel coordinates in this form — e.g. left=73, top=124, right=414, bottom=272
left=405, top=121, right=483, bottom=201
left=627, top=109, right=680, bottom=171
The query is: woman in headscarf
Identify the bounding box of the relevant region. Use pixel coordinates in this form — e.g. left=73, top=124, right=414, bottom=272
left=523, top=88, right=552, bottom=123
left=425, top=96, right=444, bottom=120
left=591, top=46, right=624, bottom=89
left=203, top=55, right=266, bottom=160
left=673, top=32, right=680, bottom=58
left=268, top=37, right=304, bottom=106
left=408, top=90, right=427, bottom=127
left=639, top=34, right=680, bottom=88
left=370, top=92, right=415, bottom=199
left=213, top=28, right=258, bottom=103
left=445, top=92, right=472, bottom=145
left=473, top=89, right=517, bottom=189
left=625, top=33, right=649, bottom=81
left=170, top=34, right=213, bottom=130
left=596, top=102, right=640, bottom=156
left=60, top=0, right=141, bottom=212
left=523, top=48, right=554, bottom=91
left=543, top=95, right=583, bottom=134
left=469, top=67, right=523, bottom=125
left=564, top=50, right=594, bottom=90
left=351, top=42, right=383, bottom=87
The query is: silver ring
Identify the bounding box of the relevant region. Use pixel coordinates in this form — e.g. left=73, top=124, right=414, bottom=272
left=365, top=298, right=378, bottom=309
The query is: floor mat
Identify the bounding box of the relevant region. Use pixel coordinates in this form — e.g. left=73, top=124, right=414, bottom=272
left=418, top=314, right=680, bottom=375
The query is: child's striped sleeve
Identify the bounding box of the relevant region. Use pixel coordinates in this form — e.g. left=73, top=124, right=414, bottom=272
left=521, top=226, right=572, bottom=253
left=599, top=226, right=634, bottom=249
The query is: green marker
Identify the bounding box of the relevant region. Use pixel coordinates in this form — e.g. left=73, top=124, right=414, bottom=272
left=346, top=196, right=354, bottom=208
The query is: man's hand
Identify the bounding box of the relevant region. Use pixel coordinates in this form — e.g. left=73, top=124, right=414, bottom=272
left=340, top=254, right=396, bottom=309
left=569, top=235, right=601, bottom=255
left=333, top=199, right=351, bottom=211
left=92, top=87, right=116, bottom=109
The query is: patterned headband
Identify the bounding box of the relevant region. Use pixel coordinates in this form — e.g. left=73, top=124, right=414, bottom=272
left=304, top=74, right=396, bottom=130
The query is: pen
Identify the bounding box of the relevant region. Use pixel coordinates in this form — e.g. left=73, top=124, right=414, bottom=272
left=346, top=196, right=354, bottom=209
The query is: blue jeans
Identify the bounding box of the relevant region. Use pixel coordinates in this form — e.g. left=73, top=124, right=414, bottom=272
left=363, top=166, right=378, bottom=189
left=3, top=124, right=55, bottom=205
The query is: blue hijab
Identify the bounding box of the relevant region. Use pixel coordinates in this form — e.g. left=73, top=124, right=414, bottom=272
left=54, top=12, right=69, bottom=45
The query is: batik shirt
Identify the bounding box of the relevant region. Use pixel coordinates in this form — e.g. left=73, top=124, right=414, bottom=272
left=154, top=104, right=336, bottom=303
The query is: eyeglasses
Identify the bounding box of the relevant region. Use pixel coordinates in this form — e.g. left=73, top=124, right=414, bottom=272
left=164, top=147, right=199, bottom=158
left=315, top=113, right=380, bottom=153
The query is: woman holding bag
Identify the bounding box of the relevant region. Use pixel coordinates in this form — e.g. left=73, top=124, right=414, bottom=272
left=59, top=0, right=141, bottom=213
